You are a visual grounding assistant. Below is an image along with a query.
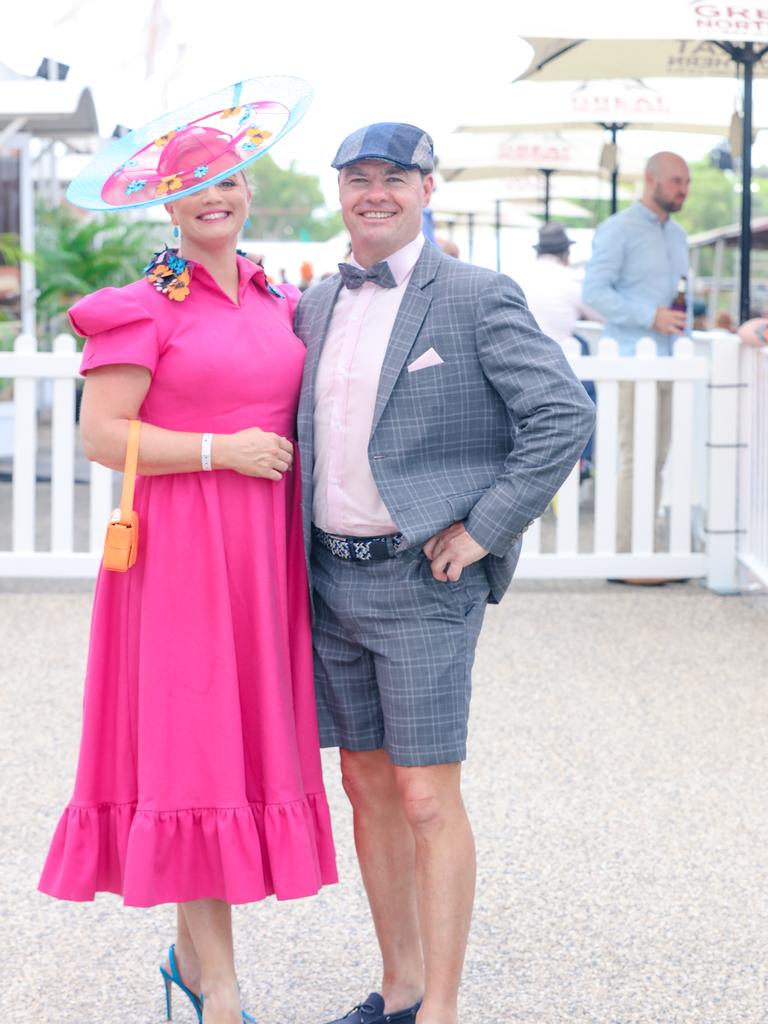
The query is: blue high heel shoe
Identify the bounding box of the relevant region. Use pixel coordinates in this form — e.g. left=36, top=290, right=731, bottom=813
left=160, top=944, right=202, bottom=1022
left=160, top=943, right=258, bottom=1023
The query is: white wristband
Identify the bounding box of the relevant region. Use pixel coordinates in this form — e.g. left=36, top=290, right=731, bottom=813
left=201, top=432, right=213, bottom=472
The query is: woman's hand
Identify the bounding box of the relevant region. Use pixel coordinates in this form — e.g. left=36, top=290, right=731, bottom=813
left=215, top=427, right=294, bottom=480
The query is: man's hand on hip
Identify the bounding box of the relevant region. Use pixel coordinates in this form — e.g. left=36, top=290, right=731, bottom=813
left=422, top=523, right=488, bottom=582
left=652, top=307, right=687, bottom=335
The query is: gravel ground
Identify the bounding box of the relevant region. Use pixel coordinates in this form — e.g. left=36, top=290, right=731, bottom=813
left=2, top=577, right=767, bottom=1024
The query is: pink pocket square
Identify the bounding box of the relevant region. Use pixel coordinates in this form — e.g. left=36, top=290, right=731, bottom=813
left=407, top=347, right=444, bottom=372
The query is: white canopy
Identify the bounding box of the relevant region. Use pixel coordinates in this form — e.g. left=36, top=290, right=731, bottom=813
left=437, top=130, right=644, bottom=182
left=515, top=2, right=768, bottom=80
left=437, top=172, right=636, bottom=203
left=454, top=77, right=759, bottom=134
left=0, top=60, right=98, bottom=139
left=508, top=1, right=768, bottom=317
left=0, top=79, right=98, bottom=138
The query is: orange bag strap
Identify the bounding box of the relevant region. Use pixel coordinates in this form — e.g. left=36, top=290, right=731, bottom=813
left=118, top=419, right=141, bottom=520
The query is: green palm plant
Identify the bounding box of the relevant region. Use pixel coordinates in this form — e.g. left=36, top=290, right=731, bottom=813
left=0, top=233, right=24, bottom=265
left=0, top=234, right=24, bottom=332
left=34, top=206, right=162, bottom=345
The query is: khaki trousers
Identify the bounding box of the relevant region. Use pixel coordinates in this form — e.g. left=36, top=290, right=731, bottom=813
left=616, top=381, right=673, bottom=553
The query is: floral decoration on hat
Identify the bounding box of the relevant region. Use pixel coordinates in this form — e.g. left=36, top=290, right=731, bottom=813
left=156, top=174, right=183, bottom=196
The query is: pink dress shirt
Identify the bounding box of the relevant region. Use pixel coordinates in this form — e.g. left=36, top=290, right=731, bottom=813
left=313, top=234, right=425, bottom=536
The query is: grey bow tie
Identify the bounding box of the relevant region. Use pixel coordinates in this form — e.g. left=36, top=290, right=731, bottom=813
left=338, top=260, right=397, bottom=290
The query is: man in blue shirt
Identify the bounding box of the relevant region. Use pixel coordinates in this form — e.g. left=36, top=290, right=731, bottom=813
left=583, top=152, right=690, bottom=560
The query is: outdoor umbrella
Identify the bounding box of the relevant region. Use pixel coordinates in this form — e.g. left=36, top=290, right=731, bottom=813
left=438, top=129, right=643, bottom=219
left=462, top=172, right=638, bottom=204
left=511, top=0, right=768, bottom=318
left=453, top=77, right=762, bottom=215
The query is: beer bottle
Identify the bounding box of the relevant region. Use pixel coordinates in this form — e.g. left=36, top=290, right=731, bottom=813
left=671, top=276, right=687, bottom=312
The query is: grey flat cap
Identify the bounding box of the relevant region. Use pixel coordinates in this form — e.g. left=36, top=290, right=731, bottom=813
left=332, top=122, right=434, bottom=173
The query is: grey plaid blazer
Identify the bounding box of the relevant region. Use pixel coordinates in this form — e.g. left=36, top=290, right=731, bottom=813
left=295, top=243, right=595, bottom=603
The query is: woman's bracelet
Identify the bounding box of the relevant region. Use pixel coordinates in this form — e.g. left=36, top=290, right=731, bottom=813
left=201, top=432, right=213, bottom=472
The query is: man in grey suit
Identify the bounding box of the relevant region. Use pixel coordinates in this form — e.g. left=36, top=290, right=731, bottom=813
left=295, top=123, right=595, bottom=1024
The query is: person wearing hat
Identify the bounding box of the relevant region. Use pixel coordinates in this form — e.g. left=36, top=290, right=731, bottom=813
left=517, top=221, right=601, bottom=349
left=517, top=222, right=601, bottom=477
left=294, top=123, right=595, bottom=1024
left=38, top=80, right=338, bottom=1024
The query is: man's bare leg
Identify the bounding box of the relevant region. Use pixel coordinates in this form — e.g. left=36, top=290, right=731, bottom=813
left=340, top=748, right=424, bottom=1011
left=394, top=763, right=475, bottom=1024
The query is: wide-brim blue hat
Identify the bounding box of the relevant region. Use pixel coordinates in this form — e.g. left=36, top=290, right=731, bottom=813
left=67, top=76, right=312, bottom=212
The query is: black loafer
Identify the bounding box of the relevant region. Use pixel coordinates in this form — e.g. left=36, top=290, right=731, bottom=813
left=324, top=993, right=421, bottom=1024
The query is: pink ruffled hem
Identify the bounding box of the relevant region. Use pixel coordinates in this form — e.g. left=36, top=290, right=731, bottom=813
left=39, top=792, right=338, bottom=908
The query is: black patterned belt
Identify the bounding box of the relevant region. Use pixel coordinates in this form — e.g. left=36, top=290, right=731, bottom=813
left=312, top=525, right=404, bottom=562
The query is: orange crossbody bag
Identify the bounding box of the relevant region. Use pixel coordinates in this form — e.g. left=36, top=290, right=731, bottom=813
left=103, top=419, right=141, bottom=572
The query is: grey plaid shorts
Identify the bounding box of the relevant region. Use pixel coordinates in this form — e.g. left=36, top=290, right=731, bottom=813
left=311, top=543, right=490, bottom=766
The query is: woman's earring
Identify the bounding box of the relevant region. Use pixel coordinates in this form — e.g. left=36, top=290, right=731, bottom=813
left=244, top=216, right=251, bottom=230
left=172, top=224, right=180, bottom=239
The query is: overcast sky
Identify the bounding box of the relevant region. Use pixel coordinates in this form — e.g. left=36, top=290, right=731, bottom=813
left=4, top=1, right=535, bottom=197
left=4, top=0, right=762, bottom=206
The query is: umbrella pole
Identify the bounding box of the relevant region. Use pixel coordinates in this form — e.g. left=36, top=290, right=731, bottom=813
left=598, top=121, right=625, bottom=216
left=716, top=40, right=768, bottom=321
left=741, top=45, right=754, bottom=322
left=541, top=168, right=553, bottom=222
left=495, top=199, right=502, bottom=271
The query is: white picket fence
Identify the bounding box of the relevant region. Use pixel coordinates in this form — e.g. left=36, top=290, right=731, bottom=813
left=517, top=334, right=714, bottom=583
left=737, top=343, right=768, bottom=589
left=0, top=330, right=760, bottom=591
left=0, top=334, right=113, bottom=576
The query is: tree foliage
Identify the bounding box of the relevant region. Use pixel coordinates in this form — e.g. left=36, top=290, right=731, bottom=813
left=243, top=155, right=342, bottom=242
left=672, top=159, right=743, bottom=236
left=545, top=158, right=768, bottom=237
left=34, top=206, right=160, bottom=344
left=672, top=159, right=768, bottom=279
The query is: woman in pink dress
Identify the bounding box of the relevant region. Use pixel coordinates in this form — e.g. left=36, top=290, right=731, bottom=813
left=39, top=101, right=336, bottom=1024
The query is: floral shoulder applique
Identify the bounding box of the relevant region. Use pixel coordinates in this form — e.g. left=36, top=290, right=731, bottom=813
left=143, top=249, right=191, bottom=302
left=143, top=247, right=285, bottom=303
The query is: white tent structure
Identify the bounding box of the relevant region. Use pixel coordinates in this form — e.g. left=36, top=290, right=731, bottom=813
left=510, top=1, right=768, bottom=317
left=0, top=61, right=100, bottom=336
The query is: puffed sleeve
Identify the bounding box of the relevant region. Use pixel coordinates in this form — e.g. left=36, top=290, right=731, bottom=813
left=69, top=287, right=160, bottom=376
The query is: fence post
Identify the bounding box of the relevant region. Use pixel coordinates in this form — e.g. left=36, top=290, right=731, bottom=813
left=12, top=333, right=37, bottom=553
left=51, top=334, right=76, bottom=553
left=706, top=333, right=742, bottom=593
